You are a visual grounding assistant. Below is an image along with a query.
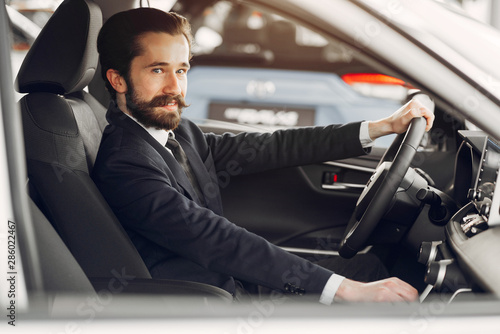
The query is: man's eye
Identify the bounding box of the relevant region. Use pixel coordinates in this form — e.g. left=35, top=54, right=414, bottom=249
left=177, top=69, right=188, bottom=74
left=152, top=68, right=163, bottom=74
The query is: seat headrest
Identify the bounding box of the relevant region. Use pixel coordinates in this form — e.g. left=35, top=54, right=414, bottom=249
left=16, top=0, right=102, bottom=95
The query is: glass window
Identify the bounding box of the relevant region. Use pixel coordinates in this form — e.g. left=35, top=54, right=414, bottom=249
left=7, top=0, right=59, bottom=97
left=182, top=1, right=411, bottom=147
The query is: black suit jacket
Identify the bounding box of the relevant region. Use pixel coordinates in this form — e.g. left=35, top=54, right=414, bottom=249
left=92, top=102, right=368, bottom=295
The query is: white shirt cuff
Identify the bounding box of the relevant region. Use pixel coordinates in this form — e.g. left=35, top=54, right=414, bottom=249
left=359, top=121, right=375, bottom=148
left=319, top=274, right=345, bottom=305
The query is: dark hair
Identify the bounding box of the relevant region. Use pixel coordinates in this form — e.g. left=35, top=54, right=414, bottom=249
left=97, top=8, right=193, bottom=100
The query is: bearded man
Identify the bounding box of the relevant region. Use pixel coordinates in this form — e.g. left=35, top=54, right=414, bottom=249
left=92, top=8, right=433, bottom=304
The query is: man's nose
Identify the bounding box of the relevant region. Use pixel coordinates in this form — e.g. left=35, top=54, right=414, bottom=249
left=163, top=72, right=182, bottom=95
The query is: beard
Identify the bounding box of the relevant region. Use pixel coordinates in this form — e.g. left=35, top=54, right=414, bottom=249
left=125, top=80, right=189, bottom=131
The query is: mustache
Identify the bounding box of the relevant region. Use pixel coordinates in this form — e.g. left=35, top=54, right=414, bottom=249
left=149, top=94, right=189, bottom=109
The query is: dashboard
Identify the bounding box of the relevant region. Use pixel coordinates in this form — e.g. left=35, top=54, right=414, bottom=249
left=422, top=130, right=500, bottom=299
left=455, top=131, right=500, bottom=234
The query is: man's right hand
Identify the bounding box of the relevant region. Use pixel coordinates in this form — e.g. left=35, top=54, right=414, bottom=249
left=334, top=277, right=418, bottom=302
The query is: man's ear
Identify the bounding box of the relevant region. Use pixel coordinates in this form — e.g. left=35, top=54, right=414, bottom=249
left=106, top=69, right=128, bottom=94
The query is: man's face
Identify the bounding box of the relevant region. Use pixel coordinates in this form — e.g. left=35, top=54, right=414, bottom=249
left=125, top=32, right=190, bottom=130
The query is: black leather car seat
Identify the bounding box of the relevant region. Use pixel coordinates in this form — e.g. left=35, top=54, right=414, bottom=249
left=17, top=0, right=231, bottom=300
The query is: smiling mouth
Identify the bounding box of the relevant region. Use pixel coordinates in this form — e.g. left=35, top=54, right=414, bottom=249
left=162, top=101, right=178, bottom=111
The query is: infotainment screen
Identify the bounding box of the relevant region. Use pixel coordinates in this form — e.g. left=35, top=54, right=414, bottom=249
left=474, top=137, right=500, bottom=226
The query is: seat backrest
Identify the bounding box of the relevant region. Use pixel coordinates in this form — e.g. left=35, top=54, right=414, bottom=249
left=17, top=0, right=152, bottom=279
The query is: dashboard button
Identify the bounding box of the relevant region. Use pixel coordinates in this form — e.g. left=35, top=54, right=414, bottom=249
left=476, top=190, right=485, bottom=201
left=480, top=203, right=491, bottom=216
left=467, top=188, right=477, bottom=201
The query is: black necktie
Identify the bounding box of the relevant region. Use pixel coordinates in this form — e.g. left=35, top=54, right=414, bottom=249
left=166, top=133, right=205, bottom=205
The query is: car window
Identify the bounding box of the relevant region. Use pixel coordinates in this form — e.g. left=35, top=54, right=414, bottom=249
left=7, top=1, right=59, bottom=93
left=180, top=0, right=412, bottom=147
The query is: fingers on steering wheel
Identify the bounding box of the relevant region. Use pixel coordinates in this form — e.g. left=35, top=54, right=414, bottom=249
left=410, top=97, right=435, bottom=131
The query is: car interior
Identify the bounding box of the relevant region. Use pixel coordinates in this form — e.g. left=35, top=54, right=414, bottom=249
left=8, top=0, right=498, bottom=312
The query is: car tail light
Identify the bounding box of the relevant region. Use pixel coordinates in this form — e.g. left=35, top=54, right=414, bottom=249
left=341, top=73, right=414, bottom=101
left=341, top=73, right=414, bottom=88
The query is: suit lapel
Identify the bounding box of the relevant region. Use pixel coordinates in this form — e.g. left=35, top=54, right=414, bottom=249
left=172, top=119, right=224, bottom=214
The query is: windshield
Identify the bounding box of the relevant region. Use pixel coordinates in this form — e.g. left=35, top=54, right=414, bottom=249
left=358, top=0, right=500, bottom=97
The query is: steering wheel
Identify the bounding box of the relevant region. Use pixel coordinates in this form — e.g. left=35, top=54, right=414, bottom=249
left=339, top=94, right=434, bottom=259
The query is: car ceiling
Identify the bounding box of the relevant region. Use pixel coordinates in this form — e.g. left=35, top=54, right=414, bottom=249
left=92, top=0, right=159, bottom=20
left=93, top=0, right=215, bottom=20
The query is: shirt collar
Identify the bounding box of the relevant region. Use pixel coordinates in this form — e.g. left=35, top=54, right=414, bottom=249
left=124, top=113, right=172, bottom=145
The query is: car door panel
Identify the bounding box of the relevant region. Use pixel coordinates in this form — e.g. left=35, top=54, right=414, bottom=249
left=219, top=155, right=379, bottom=250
